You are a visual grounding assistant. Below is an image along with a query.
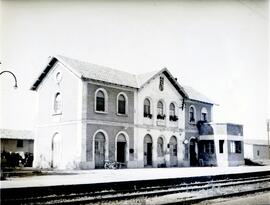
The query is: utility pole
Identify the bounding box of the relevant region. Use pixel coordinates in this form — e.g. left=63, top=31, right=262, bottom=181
left=267, top=119, right=270, bottom=159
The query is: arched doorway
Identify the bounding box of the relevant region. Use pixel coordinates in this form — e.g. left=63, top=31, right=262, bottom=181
left=94, top=132, right=106, bottom=169
left=144, top=134, right=153, bottom=167
left=116, top=133, right=127, bottom=164
left=169, top=136, right=178, bottom=167
left=190, top=138, right=198, bottom=166
left=52, top=133, right=61, bottom=169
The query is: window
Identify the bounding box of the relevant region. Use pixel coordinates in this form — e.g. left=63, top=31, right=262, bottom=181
left=17, top=140, right=23, bottom=148
left=157, top=101, right=165, bottom=119
left=201, top=107, right=208, bottom=121
left=204, top=140, right=214, bottom=154
left=189, top=106, right=195, bottom=123
left=257, top=150, right=260, bottom=156
left=230, top=141, right=241, bottom=153
left=54, top=93, right=62, bottom=113
left=143, top=98, right=152, bottom=118
left=55, top=71, right=62, bottom=83
left=219, top=140, right=224, bottom=153
left=169, top=103, right=175, bottom=116
left=118, top=94, right=126, bottom=114
left=96, top=90, right=105, bottom=112
left=157, top=137, right=164, bottom=157
left=159, top=76, right=164, bottom=91
left=169, top=103, right=178, bottom=121
left=235, top=141, right=241, bottom=153
left=157, top=101, right=164, bottom=115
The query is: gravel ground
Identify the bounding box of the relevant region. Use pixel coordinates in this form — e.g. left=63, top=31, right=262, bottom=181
left=195, top=191, right=270, bottom=205
left=77, top=181, right=270, bottom=205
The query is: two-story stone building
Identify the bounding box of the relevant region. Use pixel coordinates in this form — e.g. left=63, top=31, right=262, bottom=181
left=30, top=55, right=244, bottom=169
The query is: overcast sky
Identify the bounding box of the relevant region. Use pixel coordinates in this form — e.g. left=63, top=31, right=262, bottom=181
left=0, top=0, right=269, bottom=141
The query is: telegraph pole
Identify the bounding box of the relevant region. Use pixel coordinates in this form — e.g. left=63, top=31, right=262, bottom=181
left=267, top=119, right=270, bottom=159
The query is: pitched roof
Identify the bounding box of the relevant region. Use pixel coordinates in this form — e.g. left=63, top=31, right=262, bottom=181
left=30, top=55, right=188, bottom=98
left=183, top=85, right=214, bottom=105
left=57, top=55, right=138, bottom=88
left=0, top=129, right=34, bottom=140
left=31, top=55, right=213, bottom=103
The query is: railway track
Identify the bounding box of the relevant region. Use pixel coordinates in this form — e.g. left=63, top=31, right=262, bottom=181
left=2, top=174, right=270, bottom=204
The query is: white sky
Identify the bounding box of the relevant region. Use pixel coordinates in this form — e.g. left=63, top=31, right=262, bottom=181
left=0, top=0, right=269, bottom=141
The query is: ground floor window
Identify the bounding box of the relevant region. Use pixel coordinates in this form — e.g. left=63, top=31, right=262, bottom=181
left=219, top=140, right=224, bottom=153
left=202, top=140, right=215, bottom=154
left=17, top=140, right=23, bottom=148
left=230, top=141, right=241, bottom=153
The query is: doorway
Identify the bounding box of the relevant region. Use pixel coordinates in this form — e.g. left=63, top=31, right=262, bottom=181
left=95, top=132, right=106, bottom=169
left=52, top=133, right=61, bottom=169
left=190, top=138, right=198, bottom=166
left=169, top=136, right=178, bottom=167
left=144, top=134, right=153, bottom=167
left=117, top=142, right=126, bottom=163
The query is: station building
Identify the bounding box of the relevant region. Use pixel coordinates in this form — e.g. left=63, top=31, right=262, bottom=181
left=30, top=55, right=244, bottom=169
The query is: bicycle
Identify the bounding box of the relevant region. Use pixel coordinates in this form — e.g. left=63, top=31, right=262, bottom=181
left=104, top=160, right=125, bottom=169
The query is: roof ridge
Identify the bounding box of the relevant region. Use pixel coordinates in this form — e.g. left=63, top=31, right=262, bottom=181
left=56, top=55, right=137, bottom=76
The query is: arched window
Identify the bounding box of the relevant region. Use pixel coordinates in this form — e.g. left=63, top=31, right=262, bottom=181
left=189, top=106, right=196, bottom=123
left=169, top=103, right=178, bottom=121
left=54, top=93, right=62, bottom=113
left=117, top=94, right=126, bottom=114
left=96, top=90, right=105, bottom=112
left=157, top=101, right=164, bottom=115
left=157, top=101, right=165, bottom=119
left=169, top=103, right=175, bottom=116
left=201, top=107, right=208, bottom=121
left=157, top=137, right=164, bottom=157
left=143, top=98, right=151, bottom=118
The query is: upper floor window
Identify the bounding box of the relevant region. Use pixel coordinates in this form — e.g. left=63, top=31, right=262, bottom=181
left=201, top=107, right=208, bottom=121
left=143, top=98, right=152, bottom=119
left=96, top=90, right=105, bottom=112
left=54, top=92, right=62, bottom=114
left=169, top=103, right=175, bottom=116
left=189, top=106, right=196, bottom=123
left=157, top=101, right=165, bottom=119
left=117, top=93, right=127, bottom=115
left=169, top=103, right=178, bottom=121
left=159, top=76, right=164, bottom=91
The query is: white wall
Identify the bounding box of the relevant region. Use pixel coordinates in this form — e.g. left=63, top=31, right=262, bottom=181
left=136, top=73, right=185, bottom=129
left=134, top=72, right=186, bottom=168
left=34, top=62, right=83, bottom=169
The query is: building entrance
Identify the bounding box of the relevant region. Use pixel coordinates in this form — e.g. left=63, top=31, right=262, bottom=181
left=190, top=138, right=198, bottom=166
left=144, top=134, right=153, bottom=167
left=95, top=132, right=105, bottom=169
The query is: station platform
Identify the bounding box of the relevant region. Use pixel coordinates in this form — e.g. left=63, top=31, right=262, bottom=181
left=1, top=166, right=270, bottom=189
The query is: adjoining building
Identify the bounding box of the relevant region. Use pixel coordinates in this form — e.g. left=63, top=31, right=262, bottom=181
left=198, top=123, right=244, bottom=167
left=30, top=55, right=244, bottom=169
left=0, top=129, right=34, bottom=167
left=244, top=139, right=269, bottom=161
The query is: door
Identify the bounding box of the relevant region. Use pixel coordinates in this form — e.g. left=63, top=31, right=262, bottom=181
left=95, top=132, right=105, bottom=169
left=144, top=134, right=153, bottom=167
left=147, top=143, right=152, bottom=165
left=117, top=142, right=126, bottom=163
left=190, top=138, right=198, bottom=166
left=52, top=133, right=61, bottom=169
left=169, top=136, right=178, bottom=167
